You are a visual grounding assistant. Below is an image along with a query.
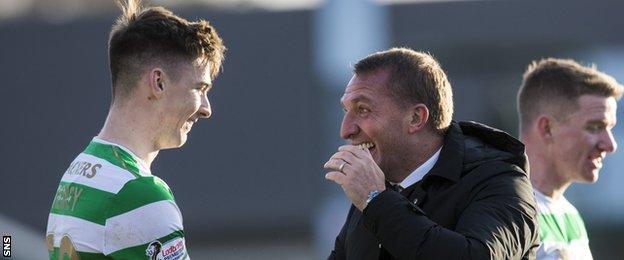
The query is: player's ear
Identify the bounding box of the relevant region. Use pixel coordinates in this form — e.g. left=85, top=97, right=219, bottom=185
left=536, top=115, right=554, bottom=142
left=148, top=68, right=165, bottom=100
left=407, top=103, right=429, bottom=134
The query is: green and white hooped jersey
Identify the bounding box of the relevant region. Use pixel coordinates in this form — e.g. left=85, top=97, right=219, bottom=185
left=535, top=190, right=592, bottom=260
left=46, top=138, right=189, bottom=259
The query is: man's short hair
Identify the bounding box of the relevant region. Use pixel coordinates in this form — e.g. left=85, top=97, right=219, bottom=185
left=353, top=47, right=454, bottom=132
left=517, top=58, right=623, bottom=132
left=108, top=0, right=225, bottom=102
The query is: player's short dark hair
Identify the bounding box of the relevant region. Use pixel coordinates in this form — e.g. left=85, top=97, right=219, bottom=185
left=108, top=0, right=225, bottom=102
left=354, top=47, right=454, bottom=132
left=517, top=58, right=623, bottom=132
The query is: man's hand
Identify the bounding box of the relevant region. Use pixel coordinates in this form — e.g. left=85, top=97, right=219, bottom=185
left=324, top=145, right=386, bottom=211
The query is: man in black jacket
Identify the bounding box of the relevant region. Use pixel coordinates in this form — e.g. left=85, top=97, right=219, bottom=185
left=324, top=48, right=539, bottom=259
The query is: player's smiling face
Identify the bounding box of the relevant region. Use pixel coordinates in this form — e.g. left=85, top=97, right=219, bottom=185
left=340, top=69, right=412, bottom=174
left=158, top=61, right=213, bottom=149
left=549, top=95, right=617, bottom=184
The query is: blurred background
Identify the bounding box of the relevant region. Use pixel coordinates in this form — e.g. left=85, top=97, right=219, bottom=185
left=1, top=0, right=624, bottom=259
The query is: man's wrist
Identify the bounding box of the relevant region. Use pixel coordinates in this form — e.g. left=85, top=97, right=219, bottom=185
left=365, top=190, right=381, bottom=207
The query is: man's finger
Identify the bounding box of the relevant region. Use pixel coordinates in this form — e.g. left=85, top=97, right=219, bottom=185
left=329, top=151, right=359, bottom=165
left=338, top=145, right=370, bottom=159
left=325, top=158, right=355, bottom=176
left=325, top=171, right=346, bottom=184
left=324, top=157, right=345, bottom=170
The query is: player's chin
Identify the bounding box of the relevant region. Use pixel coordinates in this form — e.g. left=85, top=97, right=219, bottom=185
left=163, top=132, right=188, bottom=149
left=174, top=124, right=192, bottom=146
left=176, top=132, right=189, bottom=147
left=580, top=169, right=600, bottom=183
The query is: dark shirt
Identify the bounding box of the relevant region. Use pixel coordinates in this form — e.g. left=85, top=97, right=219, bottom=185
left=328, top=121, right=539, bottom=260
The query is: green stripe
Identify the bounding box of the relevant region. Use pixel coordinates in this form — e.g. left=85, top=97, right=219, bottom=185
left=50, top=181, right=114, bottom=225
left=538, top=212, right=588, bottom=243
left=50, top=248, right=112, bottom=260
left=108, top=176, right=175, bottom=217
left=84, top=141, right=141, bottom=178
left=108, top=230, right=185, bottom=259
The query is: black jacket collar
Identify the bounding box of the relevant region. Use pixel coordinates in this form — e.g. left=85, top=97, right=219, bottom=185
left=424, top=121, right=465, bottom=183
left=403, top=121, right=527, bottom=193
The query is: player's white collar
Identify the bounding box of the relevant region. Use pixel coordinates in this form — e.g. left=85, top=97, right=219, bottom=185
left=391, top=146, right=442, bottom=190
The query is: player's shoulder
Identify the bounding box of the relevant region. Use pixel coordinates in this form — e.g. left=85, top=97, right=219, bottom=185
left=82, top=140, right=144, bottom=177
left=105, top=174, right=176, bottom=219
left=104, top=176, right=184, bottom=258
left=104, top=176, right=184, bottom=256
left=58, top=152, right=136, bottom=199
left=67, top=139, right=161, bottom=193
left=115, top=175, right=175, bottom=205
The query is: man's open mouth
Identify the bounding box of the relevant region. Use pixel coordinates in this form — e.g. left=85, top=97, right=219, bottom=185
left=589, top=156, right=603, bottom=169
left=357, top=142, right=375, bottom=150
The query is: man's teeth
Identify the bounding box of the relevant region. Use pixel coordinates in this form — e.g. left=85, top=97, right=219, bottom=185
left=593, top=158, right=602, bottom=165
left=357, top=142, right=375, bottom=150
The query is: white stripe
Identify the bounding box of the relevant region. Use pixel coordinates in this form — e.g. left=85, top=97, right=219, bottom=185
left=104, top=200, right=184, bottom=254
left=534, top=191, right=580, bottom=214
left=538, top=239, right=592, bottom=260
left=46, top=213, right=105, bottom=253
left=61, top=153, right=136, bottom=194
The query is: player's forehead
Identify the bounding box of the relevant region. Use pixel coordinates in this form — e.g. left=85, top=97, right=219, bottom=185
left=572, top=95, right=618, bottom=125
left=195, top=65, right=212, bottom=85
left=194, top=59, right=213, bottom=80
left=182, top=60, right=212, bottom=85
left=341, top=71, right=391, bottom=106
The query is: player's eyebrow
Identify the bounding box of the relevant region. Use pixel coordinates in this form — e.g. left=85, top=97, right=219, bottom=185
left=341, top=94, right=373, bottom=108
left=199, top=81, right=213, bottom=91
left=587, top=119, right=612, bottom=127
left=351, top=95, right=372, bottom=104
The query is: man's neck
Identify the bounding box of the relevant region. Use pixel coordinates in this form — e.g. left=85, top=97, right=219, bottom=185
left=389, top=133, right=443, bottom=183
left=525, top=138, right=570, bottom=200
left=97, top=105, right=159, bottom=167
left=531, top=176, right=570, bottom=200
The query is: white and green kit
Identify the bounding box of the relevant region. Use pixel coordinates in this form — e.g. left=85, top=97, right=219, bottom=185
left=46, top=138, right=189, bottom=259
left=534, top=190, right=592, bottom=260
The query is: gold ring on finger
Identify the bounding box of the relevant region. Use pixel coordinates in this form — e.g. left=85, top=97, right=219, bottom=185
left=339, top=161, right=347, bottom=172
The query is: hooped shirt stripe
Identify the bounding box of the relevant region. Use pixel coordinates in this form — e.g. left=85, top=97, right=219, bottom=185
left=46, top=138, right=188, bottom=259
left=534, top=190, right=592, bottom=260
